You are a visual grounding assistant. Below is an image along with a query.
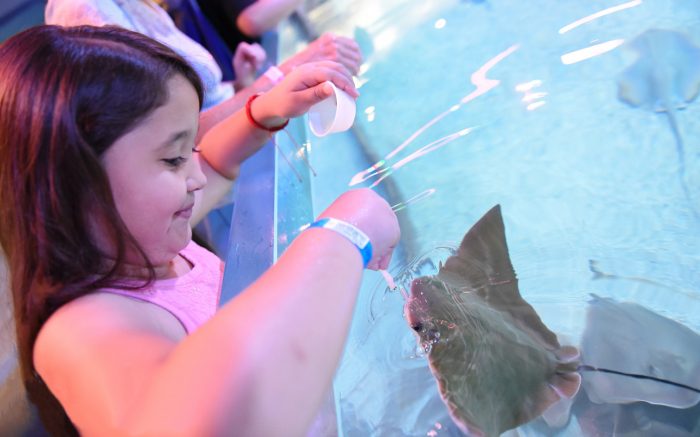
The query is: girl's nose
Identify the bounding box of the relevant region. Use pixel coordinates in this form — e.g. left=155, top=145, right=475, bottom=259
left=187, top=155, right=207, bottom=192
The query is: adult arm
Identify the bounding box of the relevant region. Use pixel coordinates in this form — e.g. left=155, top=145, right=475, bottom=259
left=34, top=189, right=400, bottom=436
left=236, top=0, right=304, bottom=38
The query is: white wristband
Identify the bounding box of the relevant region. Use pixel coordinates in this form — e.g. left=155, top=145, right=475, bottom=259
left=307, top=218, right=373, bottom=268
left=263, top=65, right=285, bottom=84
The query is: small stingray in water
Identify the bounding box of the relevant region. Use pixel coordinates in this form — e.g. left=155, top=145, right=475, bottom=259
left=403, top=205, right=700, bottom=436
left=617, top=29, right=700, bottom=218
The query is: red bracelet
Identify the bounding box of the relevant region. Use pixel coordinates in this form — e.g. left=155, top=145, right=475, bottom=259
left=245, top=93, right=289, bottom=132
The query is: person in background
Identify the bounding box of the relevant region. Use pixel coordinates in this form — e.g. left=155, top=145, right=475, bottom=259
left=197, top=0, right=304, bottom=54
left=0, top=25, right=399, bottom=436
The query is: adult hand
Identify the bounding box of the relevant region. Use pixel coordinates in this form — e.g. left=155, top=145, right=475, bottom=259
left=233, top=42, right=267, bottom=90
left=280, top=32, right=362, bottom=76
left=318, top=188, right=400, bottom=271
left=250, top=61, right=358, bottom=127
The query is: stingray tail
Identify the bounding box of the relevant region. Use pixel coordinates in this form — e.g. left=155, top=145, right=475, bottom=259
left=666, top=108, right=700, bottom=221
left=576, top=364, right=700, bottom=394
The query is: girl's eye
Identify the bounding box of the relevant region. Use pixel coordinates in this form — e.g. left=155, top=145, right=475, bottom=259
left=162, top=156, right=187, bottom=168
left=162, top=147, right=199, bottom=168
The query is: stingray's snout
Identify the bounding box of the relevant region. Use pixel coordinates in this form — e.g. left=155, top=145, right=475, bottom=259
left=404, top=277, right=432, bottom=331
left=404, top=297, right=422, bottom=331
left=410, top=321, right=424, bottom=332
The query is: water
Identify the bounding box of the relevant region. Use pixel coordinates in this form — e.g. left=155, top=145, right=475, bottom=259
left=290, top=0, right=700, bottom=435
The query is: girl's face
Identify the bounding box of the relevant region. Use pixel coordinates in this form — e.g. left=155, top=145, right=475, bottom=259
left=102, top=74, right=206, bottom=267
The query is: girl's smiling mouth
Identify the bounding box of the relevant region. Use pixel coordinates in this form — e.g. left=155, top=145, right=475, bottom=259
left=174, top=203, right=194, bottom=219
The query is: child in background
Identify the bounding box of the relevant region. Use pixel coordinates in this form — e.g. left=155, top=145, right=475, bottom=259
left=0, top=25, right=399, bottom=436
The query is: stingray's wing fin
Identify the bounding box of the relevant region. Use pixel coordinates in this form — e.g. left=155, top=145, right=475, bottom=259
left=438, top=205, right=560, bottom=349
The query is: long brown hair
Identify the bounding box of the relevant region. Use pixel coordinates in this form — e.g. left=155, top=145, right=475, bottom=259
left=0, top=25, right=203, bottom=435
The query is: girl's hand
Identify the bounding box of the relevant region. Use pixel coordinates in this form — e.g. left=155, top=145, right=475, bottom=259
left=281, top=32, right=362, bottom=76
left=318, top=188, right=400, bottom=271
left=233, top=42, right=267, bottom=90
left=250, top=61, right=358, bottom=127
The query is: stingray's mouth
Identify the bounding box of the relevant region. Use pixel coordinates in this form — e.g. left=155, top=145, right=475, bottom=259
left=405, top=278, right=443, bottom=342
left=404, top=299, right=424, bottom=331
left=405, top=305, right=441, bottom=347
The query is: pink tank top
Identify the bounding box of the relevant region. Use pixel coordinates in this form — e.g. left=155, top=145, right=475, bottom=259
left=99, top=242, right=224, bottom=334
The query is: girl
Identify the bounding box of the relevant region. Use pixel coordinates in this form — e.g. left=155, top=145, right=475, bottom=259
left=0, top=25, right=399, bottom=436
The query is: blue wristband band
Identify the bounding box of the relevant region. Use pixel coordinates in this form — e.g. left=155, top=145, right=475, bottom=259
left=307, top=218, right=373, bottom=268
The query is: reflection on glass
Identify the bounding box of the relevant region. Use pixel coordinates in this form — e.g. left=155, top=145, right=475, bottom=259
left=558, top=0, right=642, bottom=34
left=390, top=188, right=437, bottom=212
left=516, top=79, right=547, bottom=110
left=364, top=105, right=376, bottom=122
left=350, top=45, right=519, bottom=187
left=561, top=39, right=624, bottom=65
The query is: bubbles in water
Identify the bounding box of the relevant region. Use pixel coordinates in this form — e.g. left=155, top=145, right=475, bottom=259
left=421, top=337, right=438, bottom=354
left=426, top=421, right=444, bottom=436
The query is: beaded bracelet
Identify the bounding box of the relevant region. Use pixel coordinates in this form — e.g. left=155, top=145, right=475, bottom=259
left=245, top=93, right=289, bottom=132
left=307, top=218, right=373, bottom=268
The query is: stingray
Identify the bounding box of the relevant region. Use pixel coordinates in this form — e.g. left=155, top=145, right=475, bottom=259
left=581, top=294, right=700, bottom=409
left=403, top=205, right=700, bottom=436
left=617, top=29, right=700, bottom=217
left=404, top=205, right=581, bottom=436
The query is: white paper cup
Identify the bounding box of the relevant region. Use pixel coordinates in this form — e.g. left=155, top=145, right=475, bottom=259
left=308, top=81, right=356, bottom=137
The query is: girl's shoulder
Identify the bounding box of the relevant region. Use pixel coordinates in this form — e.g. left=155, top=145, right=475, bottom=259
left=34, top=242, right=222, bottom=373
left=33, top=290, right=184, bottom=431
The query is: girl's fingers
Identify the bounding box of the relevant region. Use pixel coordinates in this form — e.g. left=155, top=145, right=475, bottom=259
left=291, top=62, right=356, bottom=95
left=327, top=70, right=358, bottom=97
left=316, top=62, right=357, bottom=91
left=293, top=82, right=335, bottom=107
